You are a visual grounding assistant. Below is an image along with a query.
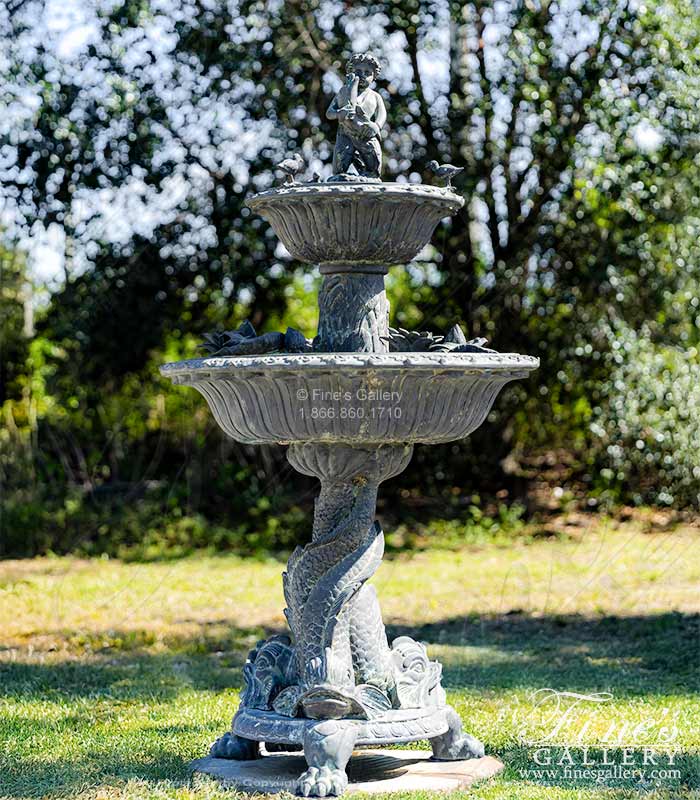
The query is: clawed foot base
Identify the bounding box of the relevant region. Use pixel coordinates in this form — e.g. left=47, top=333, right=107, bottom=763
left=296, top=720, right=356, bottom=797
left=430, top=706, right=485, bottom=760
left=432, top=730, right=485, bottom=760
left=297, top=765, right=348, bottom=797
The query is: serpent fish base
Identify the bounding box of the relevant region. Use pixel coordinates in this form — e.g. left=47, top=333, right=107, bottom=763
left=228, top=444, right=450, bottom=724
left=208, top=443, right=486, bottom=794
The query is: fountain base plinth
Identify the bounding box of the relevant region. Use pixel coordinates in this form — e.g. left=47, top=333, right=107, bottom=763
left=192, top=748, right=504, bottom=795
left=207, top=705, right=487, bottom=796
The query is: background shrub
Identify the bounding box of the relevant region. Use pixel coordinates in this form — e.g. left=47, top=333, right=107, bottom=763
left=591, top=325, right=700, bottom=507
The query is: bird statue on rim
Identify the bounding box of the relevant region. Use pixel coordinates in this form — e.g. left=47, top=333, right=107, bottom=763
left=277, top=153, right=304, bottom=184
left=427, top=160, right=464, bottom=189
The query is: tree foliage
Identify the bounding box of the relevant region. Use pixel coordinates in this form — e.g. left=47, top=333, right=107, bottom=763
left=2, top=0, right=700, bottom=555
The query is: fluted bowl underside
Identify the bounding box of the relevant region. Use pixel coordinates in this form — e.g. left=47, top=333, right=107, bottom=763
left=246, top=183, right=464, bottom=267
left=160, top=352, right=538, bottom=446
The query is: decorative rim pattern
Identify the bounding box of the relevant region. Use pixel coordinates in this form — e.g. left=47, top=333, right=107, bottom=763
left=247, top=181, right=465, bottom=212
left=160, top=351, right=540, bottom=382
left=232, top=706, right=449, bottom=747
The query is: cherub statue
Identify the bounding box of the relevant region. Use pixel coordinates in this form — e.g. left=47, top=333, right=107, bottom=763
left=326, top=53, right=386, bottom=179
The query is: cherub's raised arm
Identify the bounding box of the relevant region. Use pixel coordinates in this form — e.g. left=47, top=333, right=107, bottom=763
left=326, top=96, right=340, bottom=121
left=374, top=95, right=387, bottom=129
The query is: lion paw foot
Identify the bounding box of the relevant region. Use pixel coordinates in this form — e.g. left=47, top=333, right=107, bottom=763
left=448, top=732, right=485, bottom=760
left=431, top=706, right=485, bottom=760
left=297, top=765, right=348, bottom=797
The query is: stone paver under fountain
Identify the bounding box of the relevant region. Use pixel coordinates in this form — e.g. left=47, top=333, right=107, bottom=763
left=161, top=51, right=538, bottom=796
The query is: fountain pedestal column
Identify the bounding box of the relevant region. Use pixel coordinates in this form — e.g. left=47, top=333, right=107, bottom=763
left=315, top=271, right=389, bottom=353
left=284, top=443, right=412, bottom=717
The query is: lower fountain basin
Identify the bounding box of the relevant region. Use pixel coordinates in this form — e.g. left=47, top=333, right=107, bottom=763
left=160, top=352, right=538, bottom=445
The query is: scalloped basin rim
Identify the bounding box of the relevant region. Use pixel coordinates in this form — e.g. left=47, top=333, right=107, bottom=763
left=246, top=181, right=465, bottom=209
left=160, top=352, right=539, bottom=378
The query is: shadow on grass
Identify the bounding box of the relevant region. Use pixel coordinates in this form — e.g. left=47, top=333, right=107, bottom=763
left=1, top=611, right=698, bottom=797
left=0, top=684, right=225, bottom=797
left=4, top=612, right=697, bottom=704
left=390, top=611, right=700, bottom=696
left=0, top=629, right=280, bottom=705
left=1, top=751, right=195, bottom=799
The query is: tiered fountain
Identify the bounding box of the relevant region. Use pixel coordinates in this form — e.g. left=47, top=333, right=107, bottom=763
left=161, top=53, right=538, bottom=796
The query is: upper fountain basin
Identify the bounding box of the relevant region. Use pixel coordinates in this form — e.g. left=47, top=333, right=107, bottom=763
left=246, top=183, right=464, bottom=272
left=160, top=352, right=538, bottom=446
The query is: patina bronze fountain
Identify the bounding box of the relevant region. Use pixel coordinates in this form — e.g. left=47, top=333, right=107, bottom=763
left=161, top=53, right=538, bottom=796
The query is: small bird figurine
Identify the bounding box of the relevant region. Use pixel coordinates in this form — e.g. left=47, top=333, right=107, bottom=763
left=427, top=160, right=464, bottom=189
left=276, top=153, right=304, bottom=184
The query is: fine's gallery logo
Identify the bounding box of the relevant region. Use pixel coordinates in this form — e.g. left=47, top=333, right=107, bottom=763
left=296, top=386, right=403, bottom=420
left=504, top=688, right=682, bottom=786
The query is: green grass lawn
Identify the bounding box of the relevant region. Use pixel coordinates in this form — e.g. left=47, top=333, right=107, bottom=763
left=1, top=517, right=699, bottom=799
